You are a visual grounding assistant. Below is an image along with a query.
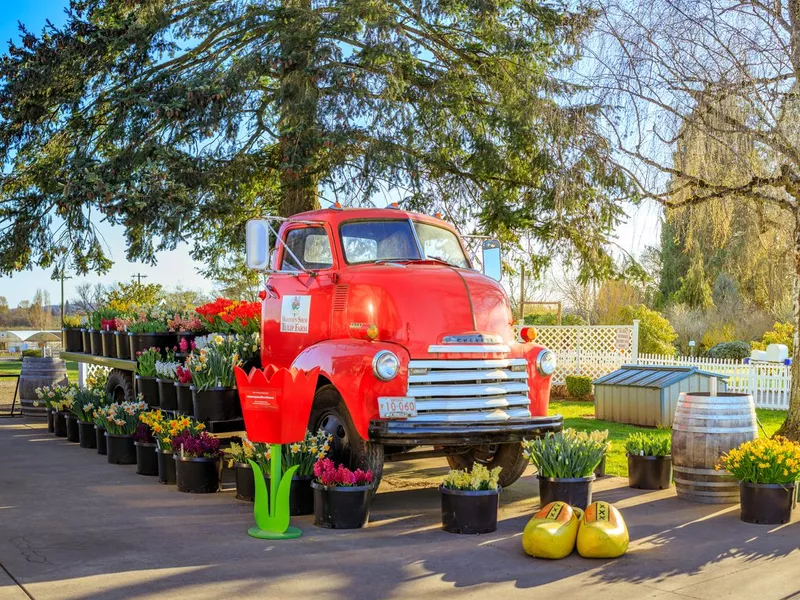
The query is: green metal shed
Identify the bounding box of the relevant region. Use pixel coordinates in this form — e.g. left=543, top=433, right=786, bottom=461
left=593, top=366, right=728, bottom=427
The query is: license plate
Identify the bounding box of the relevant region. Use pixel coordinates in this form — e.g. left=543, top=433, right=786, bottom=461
left=378, top=396, right=417, bottom=419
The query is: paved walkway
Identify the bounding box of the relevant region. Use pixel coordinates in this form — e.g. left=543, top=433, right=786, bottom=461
left=1, top=419, right=799, bottom=600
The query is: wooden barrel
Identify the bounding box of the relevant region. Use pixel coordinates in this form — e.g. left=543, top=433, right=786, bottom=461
left=672, top=392, right=757, bottom=504
left=18, top=357, right=69, bottom=418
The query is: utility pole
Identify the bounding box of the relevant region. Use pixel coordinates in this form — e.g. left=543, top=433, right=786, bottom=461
left=132, top=273, right=149, bottom=285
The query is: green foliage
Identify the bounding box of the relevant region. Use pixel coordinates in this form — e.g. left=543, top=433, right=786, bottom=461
left=595, top=279, right=641, bottom=324
left=128, top=319, right=168, bottom=334
left=69, top=388, right=105, bottom=423
left=0, top=0, right=631, bottom=286
left=620, top=304, right=677, bottom=355
left=523, top=429, right=608, bottom=478
left=523, top=312, right=587, bottom=326
left=625, top=432, right=671, bottom=457
left=565, top=375, right=593, bottom=399
left=21, top=349, right=41, bottom=358
left=705, top=341, right=751, bottom=360
left=752, top=322, right=794, bottom=354
left=674, top=255, right=714, bottom=310
left=442, top=463, right=502, bottom=491
left=106, top=283, right=163, bottom=313
left=62, top=314, right=82, bottom=328
left=136, top=348, right=160, bottom=378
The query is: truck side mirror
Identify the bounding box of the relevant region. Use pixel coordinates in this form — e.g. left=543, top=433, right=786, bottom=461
left=246, top=219, right=272, bottom=270
left=482, top=239, right=502, bottom=281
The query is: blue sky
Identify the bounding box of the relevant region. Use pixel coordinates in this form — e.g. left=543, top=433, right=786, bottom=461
left=0, top=1, right=660, bottom=308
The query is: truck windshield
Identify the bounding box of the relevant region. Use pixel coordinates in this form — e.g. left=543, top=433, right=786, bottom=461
left=340, top=220, right=469, bottom=268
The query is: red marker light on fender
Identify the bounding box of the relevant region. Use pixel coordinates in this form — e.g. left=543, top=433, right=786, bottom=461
left=520, top=326, right=537, bottom=342
left=258, top=290, right=267, bottom=300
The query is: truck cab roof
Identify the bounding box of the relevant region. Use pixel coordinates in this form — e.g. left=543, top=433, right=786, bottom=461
left=288, top=206, right=450, bottom=230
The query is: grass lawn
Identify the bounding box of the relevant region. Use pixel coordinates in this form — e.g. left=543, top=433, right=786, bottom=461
left=549, top=400, right=787, bottom=477
left=0, top=359, right=79, bottom=383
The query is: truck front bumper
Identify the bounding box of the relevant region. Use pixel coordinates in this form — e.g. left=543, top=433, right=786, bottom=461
left=368, top=415, right=563, bottom=446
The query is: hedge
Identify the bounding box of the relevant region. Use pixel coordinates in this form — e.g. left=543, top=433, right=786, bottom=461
left=565, top=375, right=593, bottom=399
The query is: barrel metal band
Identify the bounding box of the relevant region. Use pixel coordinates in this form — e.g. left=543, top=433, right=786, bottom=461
left=673, top=412, right=757, bottom=421
left=672, top=465, right=733, bottom=476
left=672, top=425, right=758, bottom=434
left=674, top=478, right=740, bottom=488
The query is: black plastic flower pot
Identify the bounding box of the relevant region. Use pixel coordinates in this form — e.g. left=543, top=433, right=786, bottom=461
left=538, top=475, right=595, bottom=510
left=136, top=376, right=160, bottom=408
left=128, top=332, right=138, bottom=358
left=595, top=455, right=607, bottom=478
left=62, top=328, right=83, bottom=352
left=628, top=455, right=673, bottom=490
left=235, top=462, right=255, bottom=502
left=115, top=332, right=131, bottom=360
left=157, top=379, right=178, bottom=411
left=175, top=383, right=193, bottom=415
left=311, top=481, right=373, bottom=529
left=267, top=475, right=315, bottom=515
left=95, top=426, right=107, bottom=455
left=78, top=421, right=97, bottom=449
left=65, top=414, right=80, bottom=443
left=133, top=333, right=178, bottom=358
left=105, top=433, right=136, bottom=465
left=46, top=409, right=54, bottom=434
left=174, top=455, right=221, bottom=493
left=740, top=482, right=795, bottom=525
left=191, top=386, right=240, bottom=422
left=135, top=442, right=159, bottom=476
left=53, top=411, right=68, bottom=437
left=156, top=448, right=177, bottom=484
left=101, top=330, right=117, bottom=358
left=89, top=330, right=103, bottom=356
left=440, top=486, right=501, bottom=534
left=81, top=329, right=91, bottom=354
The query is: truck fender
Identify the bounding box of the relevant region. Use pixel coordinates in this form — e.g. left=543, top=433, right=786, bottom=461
left=291, top=340, right=411, bottom=439
left=523, top=345, right=553, bottom=417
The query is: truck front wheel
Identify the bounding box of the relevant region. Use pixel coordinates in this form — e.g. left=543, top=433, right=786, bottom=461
left=446, top=443, right=529, bottom=488
left=308, top=385, right=384, bottom=492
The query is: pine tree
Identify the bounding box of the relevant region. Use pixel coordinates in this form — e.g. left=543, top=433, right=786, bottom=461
left=0, top=0, right=629, bottom=282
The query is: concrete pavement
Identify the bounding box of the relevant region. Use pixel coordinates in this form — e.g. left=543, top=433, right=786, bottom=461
left=1, top=419, right=799, bottom=600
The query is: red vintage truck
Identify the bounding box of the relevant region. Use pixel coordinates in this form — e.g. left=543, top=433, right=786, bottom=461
left=246, top=206, right=562, bottom=488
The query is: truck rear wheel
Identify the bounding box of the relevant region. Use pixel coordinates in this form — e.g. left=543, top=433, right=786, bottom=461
left=308, top=385, right=384, bottom=492
left=105, top=369, right=135, bottom=403
left=446, top=442, right=529, bottom=488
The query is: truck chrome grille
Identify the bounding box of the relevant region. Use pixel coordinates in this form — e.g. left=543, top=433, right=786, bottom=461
left=406, top=358, right=531, bottom=422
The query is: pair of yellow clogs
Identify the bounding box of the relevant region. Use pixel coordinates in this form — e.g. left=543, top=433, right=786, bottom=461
left=522, top=501, right=629, bottom=559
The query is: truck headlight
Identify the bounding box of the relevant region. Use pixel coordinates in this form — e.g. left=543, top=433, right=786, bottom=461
left=536, top=350, right=557, bottom=376
left=373, top=350, right=400, bottom=381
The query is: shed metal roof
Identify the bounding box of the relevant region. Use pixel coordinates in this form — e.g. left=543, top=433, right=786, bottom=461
left=593, top=365, right=728, bottom=389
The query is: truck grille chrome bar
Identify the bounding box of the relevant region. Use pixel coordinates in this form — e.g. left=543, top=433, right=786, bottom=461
left=406, top=358, right=530, bottom=422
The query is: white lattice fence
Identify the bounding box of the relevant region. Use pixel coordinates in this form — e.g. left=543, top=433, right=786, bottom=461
left=77, top=363, right=112, bottom=388
left=517, top=322, right=639, bottom=384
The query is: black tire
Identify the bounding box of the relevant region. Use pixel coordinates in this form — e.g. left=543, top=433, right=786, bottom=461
left=308, top=385, right=384, bottom=492
left=446, top=442, right=529, bottom=488
left=105, top=369, right=135, bottom=403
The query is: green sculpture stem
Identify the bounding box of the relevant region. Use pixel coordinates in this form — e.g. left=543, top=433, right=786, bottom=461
left=247, top=443, right=302, bottom=539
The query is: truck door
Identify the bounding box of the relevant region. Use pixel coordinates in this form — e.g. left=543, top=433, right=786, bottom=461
left=261, top=224, right=336, bottom=367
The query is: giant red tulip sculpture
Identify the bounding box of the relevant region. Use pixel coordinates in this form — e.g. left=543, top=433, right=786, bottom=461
left=235, top=365, right=319, bottom=540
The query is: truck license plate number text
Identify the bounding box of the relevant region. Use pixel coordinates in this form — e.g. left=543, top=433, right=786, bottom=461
left=378, top=397, right=417, bottom=419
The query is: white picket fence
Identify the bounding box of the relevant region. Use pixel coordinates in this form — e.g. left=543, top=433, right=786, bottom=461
left=527, top=323, right=793, bottom=410
left=637, top=354, right=792, bottom=410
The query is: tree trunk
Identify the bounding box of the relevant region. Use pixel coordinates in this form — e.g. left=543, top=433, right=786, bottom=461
left=776, top=205, right=800, bottom=440
left=277, top=0, right=320, bottom=217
